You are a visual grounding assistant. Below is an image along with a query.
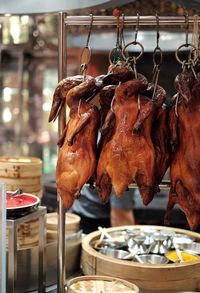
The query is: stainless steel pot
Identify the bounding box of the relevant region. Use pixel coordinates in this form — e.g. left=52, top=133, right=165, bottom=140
left=7, top=230, right=82, bottom=292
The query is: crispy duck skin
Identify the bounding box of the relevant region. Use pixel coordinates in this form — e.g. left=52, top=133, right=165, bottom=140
left=55, top=78, right=100, bottom=209
left=165, top=71, right=200, bottom=230
left=144, top=84, right=169, bottom=190
left=48, top=75, right=85, bottom=122
left=96, top=75, right=160, bottom=204
left=97, top=65, right=135, bottom=159
left=152, top=104, right=170, bottom=189
left=99, top=85, right=116, bottom=127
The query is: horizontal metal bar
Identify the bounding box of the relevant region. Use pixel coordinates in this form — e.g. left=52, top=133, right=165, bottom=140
left=65, top=15, right=198, bottom=26
left=86, top=180, right=171, bottom=191
left=129, top=180, right=171, bottom=190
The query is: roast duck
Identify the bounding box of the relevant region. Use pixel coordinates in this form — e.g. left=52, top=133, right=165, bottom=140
left=165, top=64, right=200, bottom=230
left=96, top=72, right=167, bottom=205
left=49, top=75, right=103, bottom=208
left=49, top=59, right=200, bottom=230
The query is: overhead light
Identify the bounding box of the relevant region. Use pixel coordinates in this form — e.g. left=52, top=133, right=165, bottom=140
left=3, top=87, right=12, bottom=102
left=2, top=108, right=12, bottom=123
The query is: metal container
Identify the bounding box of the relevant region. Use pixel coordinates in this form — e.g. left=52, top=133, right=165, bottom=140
left=98, top=248, right=130, bottom=260
left=6, top=230, right=82, bottom=292
left=134, top=254, right=169, bottom=265
left=178, top=242, right=200, bottom=255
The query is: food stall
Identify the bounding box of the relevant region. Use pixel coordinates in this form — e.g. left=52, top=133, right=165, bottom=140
left=1, top=1, right=200, bottom=293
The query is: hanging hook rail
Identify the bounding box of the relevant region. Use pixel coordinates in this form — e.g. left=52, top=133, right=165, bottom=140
left=65, top=15, right=200, bottom=26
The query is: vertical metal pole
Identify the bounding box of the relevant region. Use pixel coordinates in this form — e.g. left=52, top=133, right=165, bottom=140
left=38, top=212, right=46, bottom=292
left=57, top=11, right=67, bottom=293
left=0, top=182, right=6, bottom=293
left=7, top=222, right=17, bottom=293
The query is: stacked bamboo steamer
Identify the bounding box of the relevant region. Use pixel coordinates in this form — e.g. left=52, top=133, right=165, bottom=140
left=6, top=218, right=39, bottom=248
left=0, top=156, right=43, bottom=198
left=1, top=156, right=43, bottom=248
left=46, top=212, right=81, bottom=241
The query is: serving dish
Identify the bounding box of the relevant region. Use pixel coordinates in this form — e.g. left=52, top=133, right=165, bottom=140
left=6, top=191, right=40, bottom=218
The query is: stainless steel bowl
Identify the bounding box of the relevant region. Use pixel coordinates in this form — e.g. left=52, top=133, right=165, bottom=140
left=128, top=236, right=148, bottom=254
left=173, top=234, right=195, bottom=245
left=179, top=242, right=200, bottom=255
left=98, top=248, right=130, bottom=260
left=134, top=254, right=169, bottom=264
left=92, top=239, right=125, bottom=250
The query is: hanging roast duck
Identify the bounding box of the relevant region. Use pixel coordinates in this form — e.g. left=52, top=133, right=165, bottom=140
left=165, top=62, right=200, bottom=230
left=49, top=73, right=109, bottom=208
left=96, top=73, right=166, bottom=205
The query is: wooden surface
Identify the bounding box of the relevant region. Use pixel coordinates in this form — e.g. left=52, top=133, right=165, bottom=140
left=82, top=225, right=200, bottom=292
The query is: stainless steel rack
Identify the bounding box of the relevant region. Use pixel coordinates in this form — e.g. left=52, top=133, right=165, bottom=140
left=7, top=206, right=46, bottom=293
left=57, top=12, right=199, bottom=293
left=64, top=15, right=199, bottom=26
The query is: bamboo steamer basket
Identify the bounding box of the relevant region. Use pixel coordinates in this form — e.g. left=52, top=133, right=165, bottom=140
left=82, top=225, right=200, bottom=292
left=66, top=275, right=139, bottom=293
left=0, top=156, right=42, bottom=198
left=6, top=218, right=39, bottom=248
left=46, top=212, right=80, bottom=239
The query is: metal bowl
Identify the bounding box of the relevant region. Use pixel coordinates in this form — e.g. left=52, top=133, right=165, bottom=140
left=179, top=242, right=200, bottom=255
left=128, top=236, right=148, bottom=254
left=134, top=254, right=169, bottom=265
left=98, top=248, right=130, bottom=260
left=92, top=239, right=125, bottom=250
left=173, top=234, right=195, bottom=245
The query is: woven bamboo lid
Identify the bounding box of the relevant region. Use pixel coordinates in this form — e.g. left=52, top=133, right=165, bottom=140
left=66, top=275, right=139, bottom=293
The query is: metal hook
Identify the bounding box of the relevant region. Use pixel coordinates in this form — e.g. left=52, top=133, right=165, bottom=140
left=134, top=13, right=140, bottom=43
left=86, top=14, right=93, bottom=48
left=120, top=13, right=126, bottom=48
left=175, top=93, right=180, bottom=117
left=152, top=68, right=160, bottom=101
left=109, top=10, right=125, bottom=65
left=153, top=13, right=163, bottom=69
left=155, top=13, right=160, bottom=48
left=80, top=14, right=93, bottom=77
left=185, top=11, right=189, bottom=46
